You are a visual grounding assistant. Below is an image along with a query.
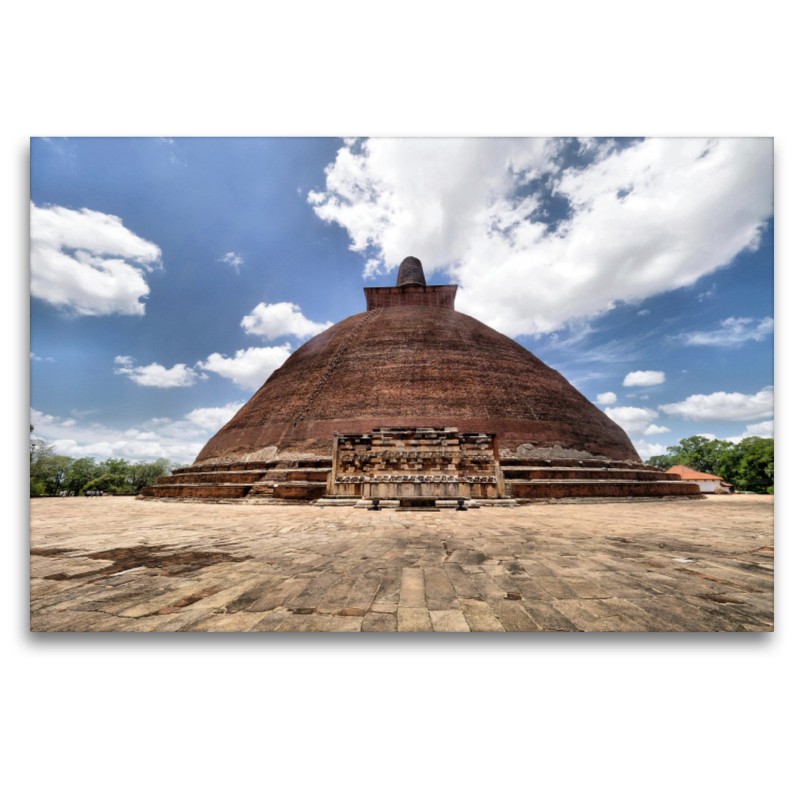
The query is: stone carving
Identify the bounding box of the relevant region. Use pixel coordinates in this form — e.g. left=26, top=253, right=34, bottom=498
left=328, top=426, right=504, bottom=501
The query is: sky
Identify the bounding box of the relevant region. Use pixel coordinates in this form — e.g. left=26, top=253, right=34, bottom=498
left=29, top=137, right=774, bottom=465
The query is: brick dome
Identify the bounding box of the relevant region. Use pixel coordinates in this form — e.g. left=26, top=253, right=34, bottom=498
left=195, top=262, right=640, bottom=465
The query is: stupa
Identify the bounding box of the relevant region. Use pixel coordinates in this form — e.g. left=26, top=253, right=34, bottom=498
left=143, top=257, right=699, bottom=504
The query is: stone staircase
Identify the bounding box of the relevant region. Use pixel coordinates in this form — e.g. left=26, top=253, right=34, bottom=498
left=140, top=458, right=332, bottom=503
left=499, top=457, right=701, bottom=501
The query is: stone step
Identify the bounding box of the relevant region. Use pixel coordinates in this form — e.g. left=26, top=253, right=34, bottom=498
left=258, top=469, right=330, bottom=482
left=507, top=480, right=700, bottom=499
left=141, top=484, right=251, bottom=499
left=248, top=481, right=328, bottom=502
left=499, top=457, right=661, bottom=470
left=172, top=461, right=275, bottom=474
left=172, top=458, right=332, bottom=475
left=502, top=467, right=682, bottom=481
left=157, top=471, right=267, bottom=485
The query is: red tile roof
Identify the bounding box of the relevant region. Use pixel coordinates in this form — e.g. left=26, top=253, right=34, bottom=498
left=666, top=465, right=724, bottom=481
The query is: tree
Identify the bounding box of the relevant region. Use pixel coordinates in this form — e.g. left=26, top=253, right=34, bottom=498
left=645, top=454, right=680, bottom=470
left=126, top=457, right=173, bottom=493
left=45, top=455, right=75, bottom=495
left=30, top=426, right=56, bottom=496
left=719, top=437, right=774, bottom=493
left=647, top=434, right=775, bottom=494
left=99, top=457, right=130, bottom=477
left=63, top=458, right=102, bottom=495
left=660, top=435, right=733, bottom=476
left=83, top=472, right=127, bottom=494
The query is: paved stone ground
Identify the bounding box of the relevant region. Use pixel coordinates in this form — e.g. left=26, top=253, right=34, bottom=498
left=29, top=496, right=774, bottom=632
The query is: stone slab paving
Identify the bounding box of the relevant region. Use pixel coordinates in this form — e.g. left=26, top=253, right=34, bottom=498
left=29, top=496, right=774, bottom=632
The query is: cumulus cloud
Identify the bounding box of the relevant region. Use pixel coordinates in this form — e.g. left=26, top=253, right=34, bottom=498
left=241, top=302, right=332, bottom=340
left=219, top=252, right=244, bottom=274
left=33, top=414, right=205, bottom=464
left=633, top=440, right=669, bottom=459
left=726, top=419, right=774, bottom=444
left=114, top=356, right=200, bottom=387
left=185, top=402, right=245, bottom=430
left=596, top=392, right=617, bottom=405
left=623, top=370, right=665, bottom=387
left=30, top=202, right=162, bottom=316
left=678, top=316, right=774, bottom=347
left=604, top=406, right=660, bottom=435
left=643, top=424, right=670, bottom=435
left=636, top=309, right=650, bottom=316
left=30, top=352, right=54, bottom=362
left=50, top=437, right=200, bottom=463
left=308, top=137, right=773, bottom=337
left=30, top=407, right=57, bottom=427
left=659, top=386, right=773, bottom=421
left=197, top=345, right=292, bottom=389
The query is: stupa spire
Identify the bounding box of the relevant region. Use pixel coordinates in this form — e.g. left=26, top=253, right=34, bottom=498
left=396, top=256, right=426, bottom=287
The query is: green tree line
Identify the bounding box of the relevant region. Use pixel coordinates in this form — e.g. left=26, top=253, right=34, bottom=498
left=30, top=426, right=186, bottom=496
left=646, top=435, right=774, bottom=494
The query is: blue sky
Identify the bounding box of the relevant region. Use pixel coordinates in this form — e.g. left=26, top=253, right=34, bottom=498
left=30, top=137, right=773, bottom=464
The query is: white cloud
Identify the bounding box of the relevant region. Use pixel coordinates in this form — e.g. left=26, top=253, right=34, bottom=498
left=659, top=386, right=773, bottom=421
left=30, top=407, right=57, bottom=427
left=604, top=406, right=660, bottom=435
left=149, top=417, right=172, bottom=424
left=308, top=138, right=773, bottom=337
left=643, top=424, right=670, bottom=435
left=679, top=316, right=774, bottom=347
left=636, top=309, right=650, bottom=316
left=50, top=437, right=200, bottom=463
left=30, top=202, right=162, bottom=316
left=33, top=414, right=205, bottom=464
left=185, top=402, right=245, bottom=430
left=219, top=252, right=244, bottom=274
left=633, top=440, right=669, bottom=459
left=197, top=345, right=292, bottom=390
left=241, top=302, right=332, bottom=340
left=697, top=285, right=716, bottom=302
left=596, top=392, right=617, bottom=405
left=726, top=419, right=774, bottom=444
left=30, top=352, right=54, bottom=362
left=114, top=357, right=200, bottom=388
left=363, top=259, right=383, bottom=280
left=623, top=370, right=665, bottom=387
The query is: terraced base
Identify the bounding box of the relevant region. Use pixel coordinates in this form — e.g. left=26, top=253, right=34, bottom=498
left=139, top=458, right=332, bottom=503
left=500, top=457, right=701, bottom=501
left=140, top=456, right=700, bottom=504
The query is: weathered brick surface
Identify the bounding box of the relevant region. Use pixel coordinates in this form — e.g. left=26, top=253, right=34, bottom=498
left=509, top=481, right=699, bottom=499
left=364, top=284, right=457, bottom=311
left=141, top=485, right=250, bottom=499
left=195, top=300, right=640, bottom=464
left=157, top=471, right=266, bottom=485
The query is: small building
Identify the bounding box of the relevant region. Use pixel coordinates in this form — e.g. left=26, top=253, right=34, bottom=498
left=665, top=465, right=732, bottom=494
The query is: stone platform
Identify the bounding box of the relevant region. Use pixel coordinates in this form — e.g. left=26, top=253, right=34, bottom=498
left=30, top=495, right=773, bottom=632
left=140, top=457, right=331, bottom=502
left=140, top=435, right=700, bottom=504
